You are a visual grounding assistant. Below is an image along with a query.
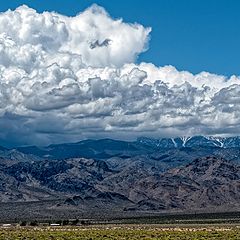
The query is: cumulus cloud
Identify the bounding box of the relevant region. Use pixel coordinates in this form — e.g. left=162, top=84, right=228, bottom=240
left=0, top=5, right=239, bottom=146
left=0, top=5, right=150, bottom=68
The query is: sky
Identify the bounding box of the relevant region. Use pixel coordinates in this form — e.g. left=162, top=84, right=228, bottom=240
left=1, top=0, right=240, bottom=76
left=0, top=1, right=239, bottom=147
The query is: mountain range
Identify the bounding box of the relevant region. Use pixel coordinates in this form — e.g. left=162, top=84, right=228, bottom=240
left=0, top=135, right=239, bottom=220
left=12, top=135, right=240, bottom=160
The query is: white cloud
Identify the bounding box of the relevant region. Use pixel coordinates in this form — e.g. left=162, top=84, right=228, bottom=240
left=0, top=5, right=150, bottom=68
left=0, top=5, right=239, bottom=146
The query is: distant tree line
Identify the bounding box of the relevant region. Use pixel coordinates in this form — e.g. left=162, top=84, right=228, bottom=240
left=19, top=219, right=90, bottom=226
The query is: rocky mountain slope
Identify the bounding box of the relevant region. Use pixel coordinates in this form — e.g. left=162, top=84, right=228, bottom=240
left=0, top=153, right=239, bottom=214
left=122, top=157, right=240, bottom=211
left=0, top=137, right=238, bottom=217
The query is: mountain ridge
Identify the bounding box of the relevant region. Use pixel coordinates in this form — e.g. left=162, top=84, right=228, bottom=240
left=0, top=136, right=238, bottom=218
left=8, top=135, right=240, bottom=160
left=0, top=156, right=238, bottom=214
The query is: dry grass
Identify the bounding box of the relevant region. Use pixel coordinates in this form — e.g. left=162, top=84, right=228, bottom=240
left=0, top=224, right=240, bottom=239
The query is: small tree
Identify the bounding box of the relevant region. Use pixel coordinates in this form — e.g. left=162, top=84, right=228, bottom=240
left=62, top=220, right=69, bottom=226
left=19, top=221, right=27, bottom=226
left=71, top=219, right=79, bottom=225
left=29, top=220, right=38, bottom=226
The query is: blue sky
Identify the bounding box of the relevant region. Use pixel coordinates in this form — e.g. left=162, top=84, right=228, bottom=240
left=1, top=0, right=240, bottom=76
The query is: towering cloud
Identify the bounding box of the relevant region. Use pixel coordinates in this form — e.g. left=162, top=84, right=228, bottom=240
left=0, top=5, right=150, bottom=68
left=0, top=5, right=239, bottom=146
